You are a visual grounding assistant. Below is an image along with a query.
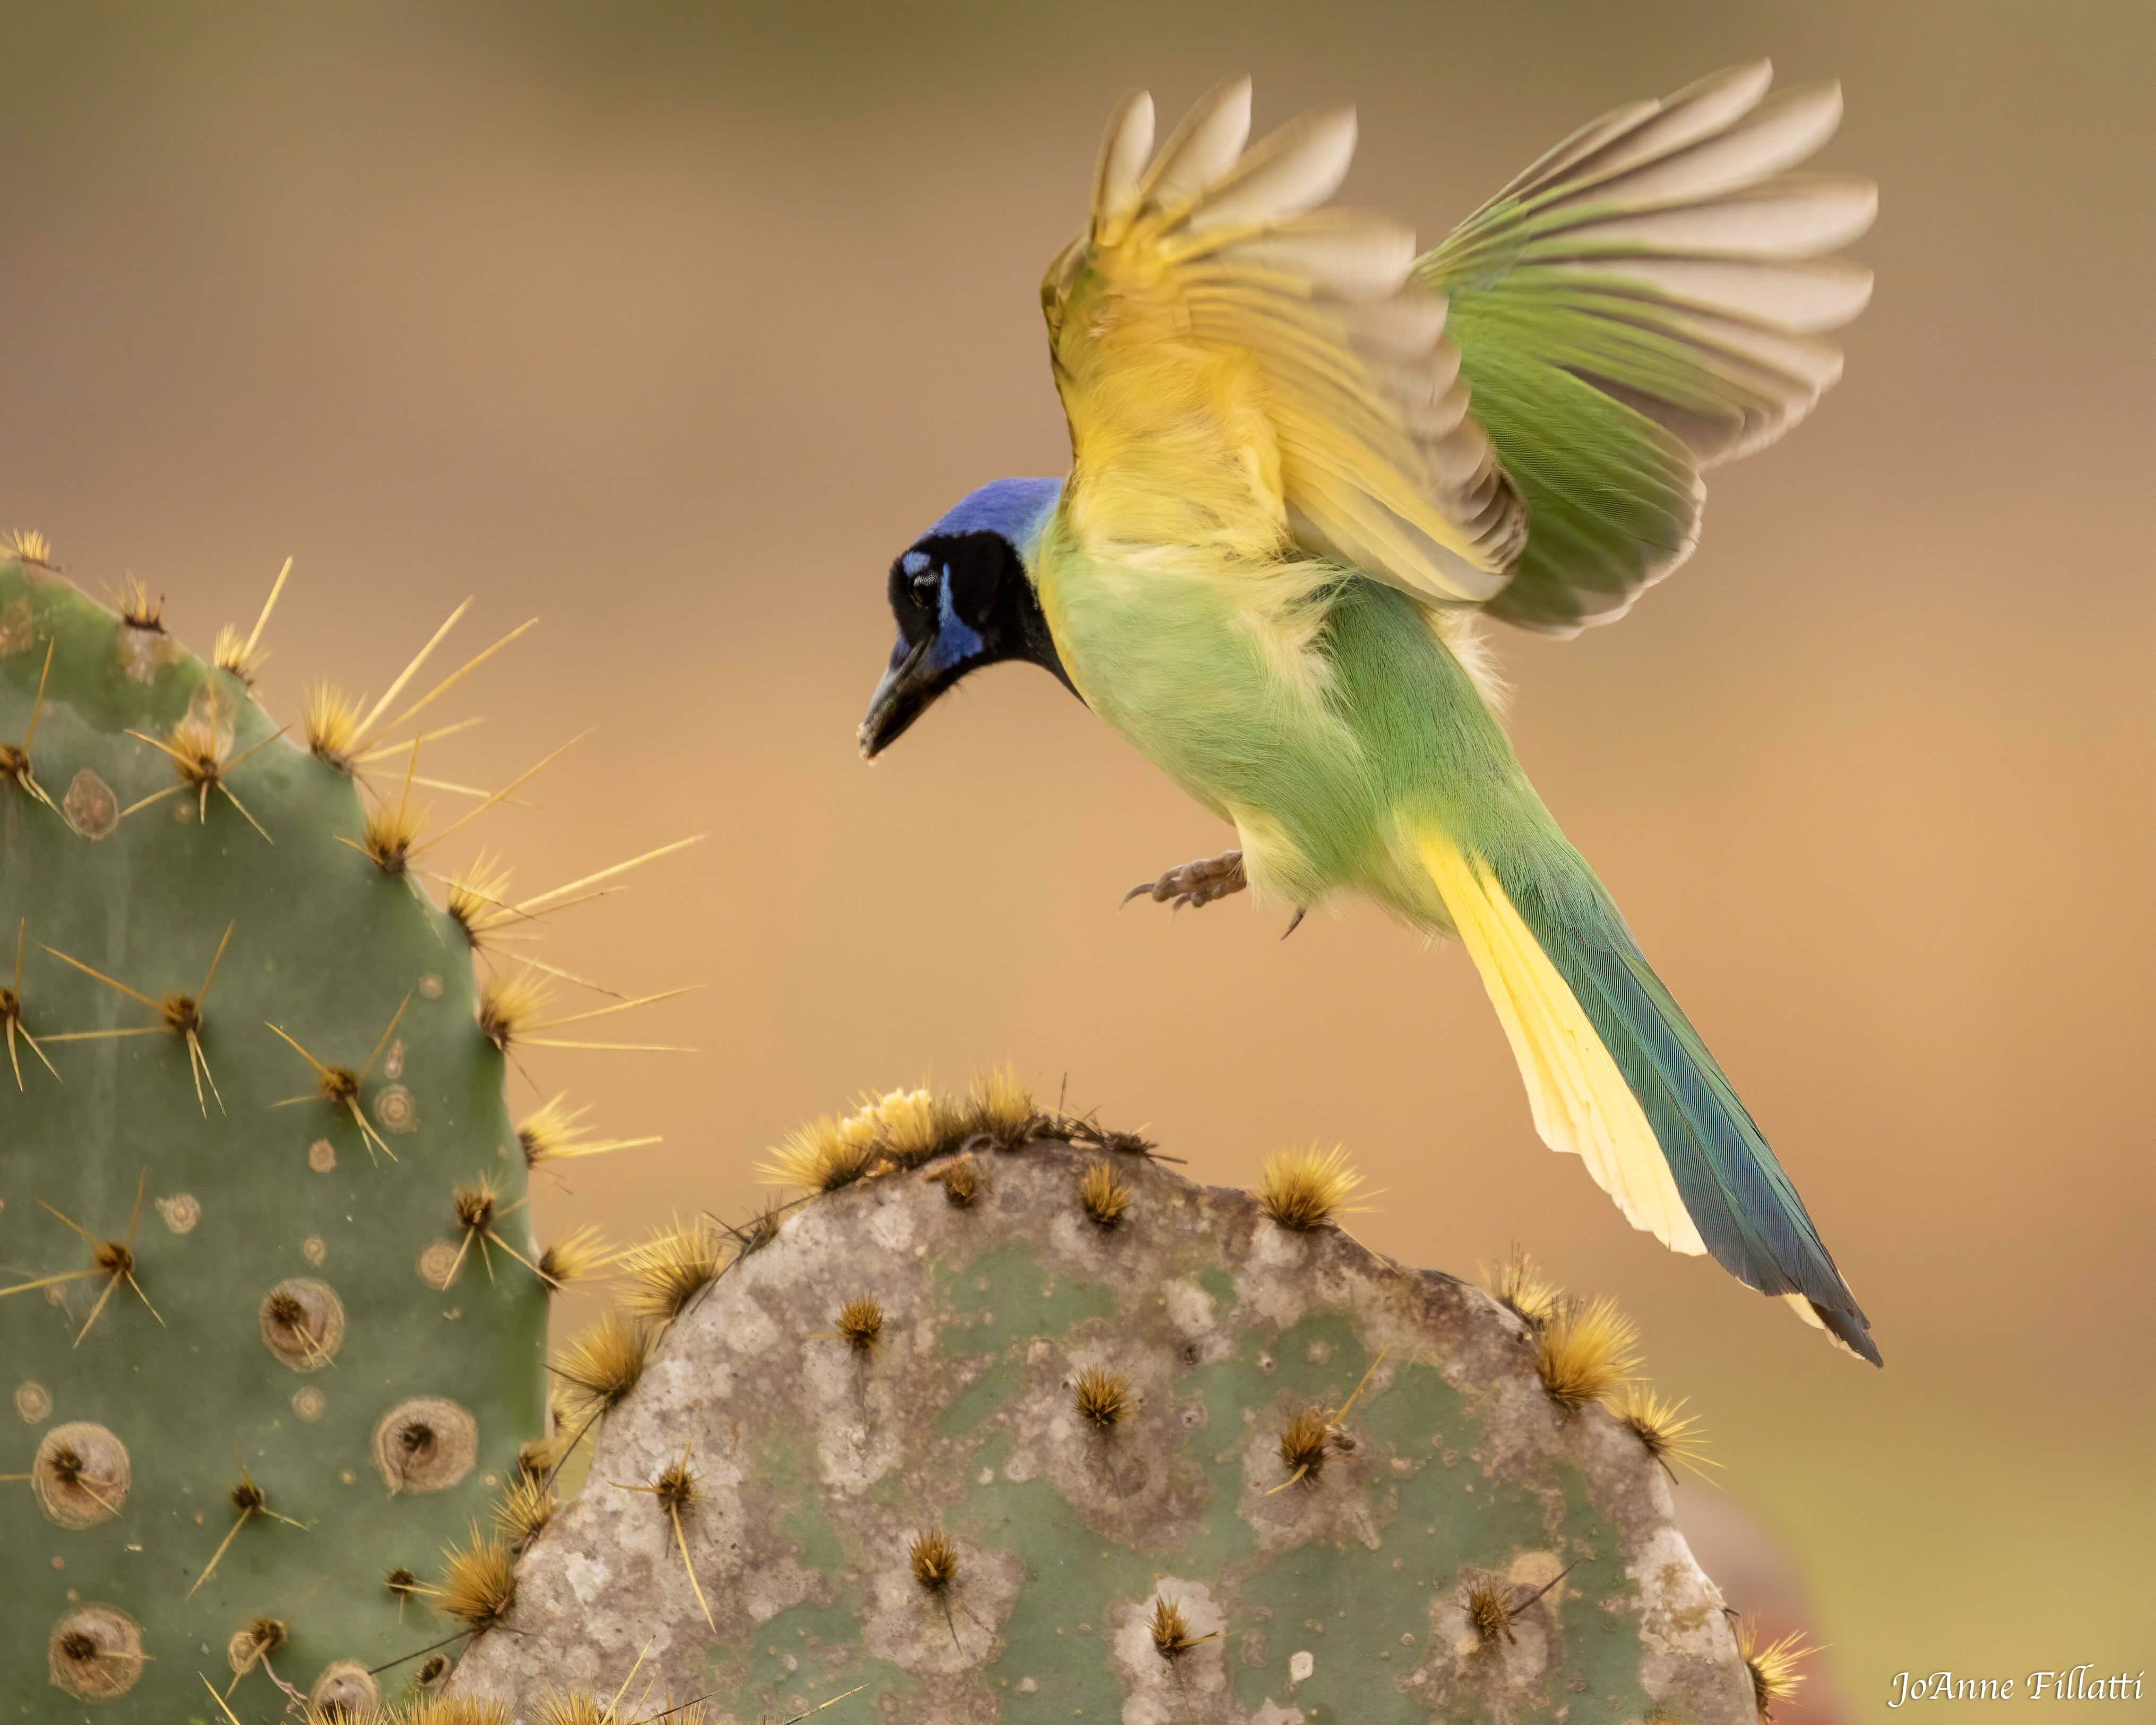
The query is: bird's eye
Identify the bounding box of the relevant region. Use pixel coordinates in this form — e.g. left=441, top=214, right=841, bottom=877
left=911, top=567, right=943, bottom=610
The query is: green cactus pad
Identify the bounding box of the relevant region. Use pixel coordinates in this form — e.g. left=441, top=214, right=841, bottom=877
left=1, top=556, right=548, bottom=1721
left=453, top=1140, right=1755, bottom=1723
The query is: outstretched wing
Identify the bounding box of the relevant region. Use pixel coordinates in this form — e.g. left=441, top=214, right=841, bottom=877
left=1420, top=61, right=1876, bottom=635
left=1043, top=79, right=1525, bottom=602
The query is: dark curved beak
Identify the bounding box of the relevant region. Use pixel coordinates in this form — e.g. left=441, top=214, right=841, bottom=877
left=857, top=637, right=935, bottom=760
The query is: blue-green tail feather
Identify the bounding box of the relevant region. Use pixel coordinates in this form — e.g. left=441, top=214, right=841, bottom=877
left=1498, top=851, right=1881, bottom=1366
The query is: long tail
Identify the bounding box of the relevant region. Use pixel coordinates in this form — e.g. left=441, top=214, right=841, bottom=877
left=1418, top=823, right=1879, bottom=1365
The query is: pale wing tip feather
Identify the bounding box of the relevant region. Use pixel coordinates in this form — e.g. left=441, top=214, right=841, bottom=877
left=1140, top=74, right=1255, bottom=211
left=1813, top=78, right=1845, bottom=134
left=1797, top=171, right=1879, bottom=239
left=1657, top=57, right=1780, bottom=151
left=1467, top=60, right=1781, bottom=224
left=1779, top=81, right=1847, bottom=179
left=1093, top=90, right=1157, bottom=234
left=1842, top=176, right=1881, bottom=243
left=1550, top=80, right=1850, bottom=216
left=1537, top=255, right=1874, bottom=332
left=1831, top=263, right=1874, bottom=326
left=1569, top=58, right=1780, bottom=191
left=1560, top=175, right=1879, bottom=260
left=1475, top=98, right=1659, bottom=215
left=1676, top=57, right=1776, bottom=111
left=1182, top=105, right=1359, bottom=234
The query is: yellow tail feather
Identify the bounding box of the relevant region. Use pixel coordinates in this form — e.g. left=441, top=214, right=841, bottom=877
left=1418, top=825, right=1705, bottom=1257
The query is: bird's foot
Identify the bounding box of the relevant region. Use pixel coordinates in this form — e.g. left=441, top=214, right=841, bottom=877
left=1122, top=849, right=1247, bottom=912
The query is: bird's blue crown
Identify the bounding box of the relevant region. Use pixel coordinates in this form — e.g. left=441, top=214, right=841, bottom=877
left=927, top=477, right=1062, bottom=552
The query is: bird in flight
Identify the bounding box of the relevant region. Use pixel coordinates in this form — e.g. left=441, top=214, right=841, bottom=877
left=859, top=64, right=1881, bottom=1362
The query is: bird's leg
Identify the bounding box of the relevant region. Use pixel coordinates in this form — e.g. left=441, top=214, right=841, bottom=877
left=1122, top=849, right=1247, bottom=912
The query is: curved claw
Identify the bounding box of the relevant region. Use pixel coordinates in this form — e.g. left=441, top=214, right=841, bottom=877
left=1120, top=849, right=1248, bottom=914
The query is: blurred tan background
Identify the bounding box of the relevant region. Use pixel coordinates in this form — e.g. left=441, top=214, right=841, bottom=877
left=3, top=1, right=2149, bottom=1713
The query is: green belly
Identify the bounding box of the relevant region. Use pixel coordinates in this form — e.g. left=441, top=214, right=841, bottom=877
left=1036, top=542, right=1539, bottom=919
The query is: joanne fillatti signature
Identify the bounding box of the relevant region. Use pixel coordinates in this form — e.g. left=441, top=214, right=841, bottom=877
left=1888, top=1666, right=2145, bottom=1706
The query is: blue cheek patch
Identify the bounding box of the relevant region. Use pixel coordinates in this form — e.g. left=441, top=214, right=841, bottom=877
left=929, top=574, right=985, bottom=670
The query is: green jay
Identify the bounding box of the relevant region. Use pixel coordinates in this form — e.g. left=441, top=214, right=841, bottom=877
left=858, top=63, right=1881, bottom=1363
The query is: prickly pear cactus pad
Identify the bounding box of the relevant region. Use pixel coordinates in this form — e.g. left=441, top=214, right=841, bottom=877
left=452, top=1140, right=1756, bottom=1724
left=0, top=551, right=551, bottom=1720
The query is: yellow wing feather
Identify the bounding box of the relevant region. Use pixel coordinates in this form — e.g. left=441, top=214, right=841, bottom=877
left=1043, top=80, right=1525, bottom=599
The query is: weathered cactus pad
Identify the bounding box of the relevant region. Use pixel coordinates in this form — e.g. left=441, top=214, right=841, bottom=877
left=454, top=1142, right=1752, bottom=1723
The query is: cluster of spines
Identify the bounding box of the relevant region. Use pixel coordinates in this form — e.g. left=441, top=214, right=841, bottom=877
left=1146, top=1592, right=1217, bottom=1663
left=606, top=1446, right=715, bottom=1628
left=523, top=1652, right=862, bottom=1725
left=755, top=1066, right=1037, bottom=1196
left=1, top=541, right=713, bottom=1710
left=1476, top=1247, right=1718, bottom=1484
left=203, top=1675, right=516, bottom=1725
left=1252, top=1143, right=1368, bottom=1232
left=1736, top=1616, right=1817, bottom=1721
left=1458, top=1563, right=1577, bottom=1649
